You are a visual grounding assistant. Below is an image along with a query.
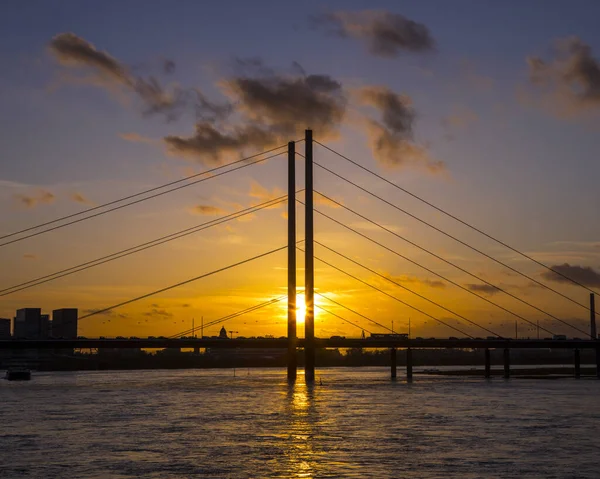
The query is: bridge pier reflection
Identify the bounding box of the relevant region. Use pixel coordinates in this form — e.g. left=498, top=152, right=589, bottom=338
left=574, top=349, right=581, bottom=378
left=485, top=348, right=491, bottom=378
left=406, top=348, right=413, bottom=379
left=503, top=348, right=510, bottom=379
left=390, top=348, right=397, bottom=379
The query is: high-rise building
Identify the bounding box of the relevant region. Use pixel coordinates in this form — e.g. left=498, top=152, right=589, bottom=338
left=0, top=318, right=10, bottom=338
left=40, top=314, right=51, bottom=339
left=14, top=308, right=42, bottom=338
left=52, top=309, right=78, bottom=339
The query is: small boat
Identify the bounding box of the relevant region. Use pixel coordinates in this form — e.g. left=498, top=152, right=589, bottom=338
left=4, top=368, right=31, bottom=381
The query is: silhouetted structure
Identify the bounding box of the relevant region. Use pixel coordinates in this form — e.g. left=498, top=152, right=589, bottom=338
left=14, top=308, right=43, bottom=339
left=52, top=308, right=78, bottom=338
left=0, top=318, right=10, bottom=338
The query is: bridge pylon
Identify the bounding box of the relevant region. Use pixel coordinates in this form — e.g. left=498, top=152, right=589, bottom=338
left=304, top=129, right=315, bottom=382
left=287, top=141, right=297, bottom=381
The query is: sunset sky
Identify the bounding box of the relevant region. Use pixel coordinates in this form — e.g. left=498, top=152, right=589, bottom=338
left=2, top=0, right=600, bottom=339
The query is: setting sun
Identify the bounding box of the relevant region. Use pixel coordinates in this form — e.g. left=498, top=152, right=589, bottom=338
left=296, top=294, right=306, bottom=325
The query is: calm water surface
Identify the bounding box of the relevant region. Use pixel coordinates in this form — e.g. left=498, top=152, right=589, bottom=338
left=1, top=368, right=599, bottom=478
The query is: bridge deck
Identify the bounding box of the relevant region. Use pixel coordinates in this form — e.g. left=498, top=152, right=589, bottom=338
left=0, top=338, right=598, bottom=350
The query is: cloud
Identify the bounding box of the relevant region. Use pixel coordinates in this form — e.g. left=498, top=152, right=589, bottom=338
left=14, top=190, right=55, bottom=208
left=181, top=303, right=192, bottom=308
left=223, top=72, right=346, bottom=137
left=249, top=181, right=285, bottom=201
left=143, top=308, right=173, bottom=318
left=386, top=273, right=446, bottom=289
left=23, top=254, right=37, bottom=260
left=70, top=192, right=93, bottom=205
left=311, top=10, right=434, bottom=58
left=358, top=86, right=444, bottom=172
left=82, top=308, right=128, bottom=318
left=541, top=263, right=600, bottom=287
left=465, top=283, right=500, bottom=295
left=164, top=122, right=277, bottom=164
left=118, top=132, right=157, bottom=144
left=48, top=32, right=211, bottom=121
left=525, top=36, right=600, bottom=117
left=191, top=204, right=226, bottom=215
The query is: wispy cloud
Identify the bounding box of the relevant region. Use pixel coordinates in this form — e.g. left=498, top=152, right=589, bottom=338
left=190, top=204, right=226, bottom=215
left=358, top=86, right=444, bottom=173
left=525, top=36, right=600, bottom=118
left=13, top=189, right=55, bottom=208
left=70, top=192, right=93, bottom=205
left=541, top=263, right=600, bottom=287
left=465, top=283, right=500, bottom=295
left=310, top=10, right=435, bottom=58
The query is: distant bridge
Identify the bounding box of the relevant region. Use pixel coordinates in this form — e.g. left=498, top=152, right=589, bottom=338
left=2, top=337, right=599, bottom=379
left=2, top=130, right=600, bottom=382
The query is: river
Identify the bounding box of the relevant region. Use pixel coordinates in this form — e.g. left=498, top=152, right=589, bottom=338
left=1, top=367, right=599, bottom=478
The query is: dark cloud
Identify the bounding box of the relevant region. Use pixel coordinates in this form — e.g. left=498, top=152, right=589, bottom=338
left=387, top=274, right=446, bottom=289
left=181, top=303, right=192, bottom=308
left=526, top=37, right=600, bottom=116
left=422, top=279, right=446, bottom=289
left=311, top=10, right=434, bottom=58
left=466, top=283, right=500, bottom=295
left=49, top=33, right=215, bottom=121
left=70, top=192, right=93, bottom=205
left=83, top=308, right=128, bottom=318
left=223, top=73, right=345, bottom=137
left=165, top=67, right=346, bottom=164
left=191, top=204, right=226, bottom=215
left=359, top=86, right=444, bottom=172
left=164, top=122, right=277, bottom=164
left=143, top=308, right=173, bottom=318
left=14, top=190, right=55, bottom=208
left=541, top=263, right=600, bottom=287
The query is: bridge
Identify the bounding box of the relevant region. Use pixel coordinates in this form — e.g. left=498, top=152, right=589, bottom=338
left=1, top=130, right=599, bottom=381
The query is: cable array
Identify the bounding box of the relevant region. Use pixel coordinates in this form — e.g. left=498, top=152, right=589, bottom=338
left=1, top=194, right=295, bottom=296
left=298, top=246, right=474, bottom=338
left=307, top=195, right=581, bottom=337
left=1, top=147, right=287, bottom=247
left=78, top=246, right=286, bottom=321
left=315, top=140, right=600, bottom=296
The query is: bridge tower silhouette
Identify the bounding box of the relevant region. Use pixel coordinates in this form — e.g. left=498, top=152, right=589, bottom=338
left=286, top=129, right=315, bottom=382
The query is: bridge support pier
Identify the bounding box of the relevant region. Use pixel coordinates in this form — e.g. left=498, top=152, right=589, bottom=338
left=390, top=348, right=397, bottom=379
left=304, top=129, right=315, bottom=383
left=484, top=348, right=491, bottom=378
left=287, top=141, right=297, bottom=382
left=574, top=349, right=581, bottom=378
left=406, top=348, right=413, bottom=380
left=503, top=348, right=510, bottom=379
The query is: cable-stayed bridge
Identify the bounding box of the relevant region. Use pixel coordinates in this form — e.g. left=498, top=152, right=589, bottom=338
left=1, top=130, right=599, bottom=381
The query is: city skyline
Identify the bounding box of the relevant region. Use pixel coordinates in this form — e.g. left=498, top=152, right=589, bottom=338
left=2, top=1, right=600, bottom=340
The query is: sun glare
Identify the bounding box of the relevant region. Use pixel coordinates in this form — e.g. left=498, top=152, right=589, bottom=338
left=296, top=294, right=306, bottom=325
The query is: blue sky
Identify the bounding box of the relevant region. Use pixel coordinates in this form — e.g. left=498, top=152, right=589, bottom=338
left=1, top=1, right=599, bottom=338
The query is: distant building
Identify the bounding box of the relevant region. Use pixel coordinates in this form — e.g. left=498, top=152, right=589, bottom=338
left=40, top=314, right=51, bottom=339
left=219, top=326, right=228, bottom=339
left=52, top=309, right=78, bottom=338
left=0, top=318, right=10, bottom=338
left=14, top=308, right=43, bottom=338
